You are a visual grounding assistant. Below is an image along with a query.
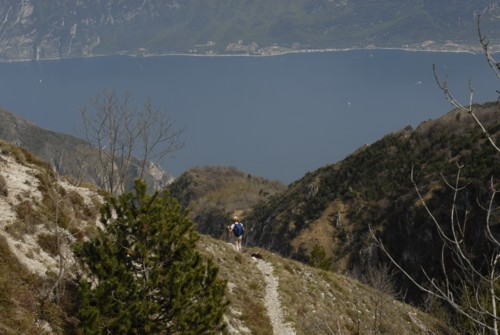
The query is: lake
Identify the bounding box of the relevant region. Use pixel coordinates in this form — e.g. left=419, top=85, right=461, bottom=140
left=0, top=50, right=498, bottom=183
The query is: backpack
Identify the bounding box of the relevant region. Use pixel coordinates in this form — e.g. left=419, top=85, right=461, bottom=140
left=233, top=222, right=244, bottom=237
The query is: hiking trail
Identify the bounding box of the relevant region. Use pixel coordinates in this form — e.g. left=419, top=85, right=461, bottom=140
left=254, top=257, right=296, bottom=335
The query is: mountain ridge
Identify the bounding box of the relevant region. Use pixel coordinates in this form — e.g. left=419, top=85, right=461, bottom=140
left=0, top=107, right=174, bottom=192
left=242, top=102, right=500, bottom=306
left=1, top=0, right=499, bottom=61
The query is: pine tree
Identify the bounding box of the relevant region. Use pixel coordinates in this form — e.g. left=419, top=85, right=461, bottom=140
left=74, top=180, right=228, bottom=334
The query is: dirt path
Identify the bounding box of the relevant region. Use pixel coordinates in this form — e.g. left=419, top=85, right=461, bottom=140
left=255, top=258, right=296, bottom=335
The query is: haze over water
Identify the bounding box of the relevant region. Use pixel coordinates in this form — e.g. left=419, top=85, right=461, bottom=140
left=0, top=50, right=498, bottom=183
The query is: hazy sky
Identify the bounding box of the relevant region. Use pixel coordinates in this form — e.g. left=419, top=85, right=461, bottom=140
left=1, top=50, right=498, bottom=183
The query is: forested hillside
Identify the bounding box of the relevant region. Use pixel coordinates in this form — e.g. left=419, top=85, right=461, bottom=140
left=241, top=102, right=500, bottom=313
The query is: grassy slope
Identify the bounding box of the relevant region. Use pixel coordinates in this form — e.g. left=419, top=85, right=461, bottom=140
left=168, top=165, right=286, bottom=215
left=200, top=235, right=455, bottom=334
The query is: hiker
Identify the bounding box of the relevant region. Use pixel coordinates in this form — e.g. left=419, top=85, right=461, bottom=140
left=229, top=216, right=245, bottom=252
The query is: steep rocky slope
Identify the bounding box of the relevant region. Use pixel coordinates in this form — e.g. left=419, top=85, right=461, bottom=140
left=1, top=0, right=499, bottom=61
left=0, top=140, right=454, bottom=334
left=0, top=140, right=101, bottom=333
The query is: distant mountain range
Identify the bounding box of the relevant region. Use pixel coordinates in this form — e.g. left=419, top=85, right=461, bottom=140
left=1, top=0, right=499, bottom=61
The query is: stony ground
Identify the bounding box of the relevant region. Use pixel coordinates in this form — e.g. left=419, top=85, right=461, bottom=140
left=255, top=257, right=296, bottom=335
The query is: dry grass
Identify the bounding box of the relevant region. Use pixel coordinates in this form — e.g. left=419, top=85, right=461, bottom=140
left=0, top=235, right=43, bottom=335
left=171, top=165, right=286, bottom=216
left=37, top=233, right=59, bottom=257
left=0, top=142, right=52, bottom=173
left=199, top=237, right=273, bottom=334
left=0, top=174, right=7, bottom=197
left=199, top=235, right=456, bottom=335
left=272, top=250, right=454, bottom=335
left=0, top=140, right=100, bottom=333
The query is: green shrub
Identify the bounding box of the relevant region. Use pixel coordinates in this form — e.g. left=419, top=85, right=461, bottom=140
left=75, top=180, right=228, bottom=334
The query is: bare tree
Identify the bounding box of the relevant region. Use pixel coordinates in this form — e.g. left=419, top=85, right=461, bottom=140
left=374, top=165, right=500, bottom=334
left=363, top=263, right=398, bottom=332
left=80, top=89, right=184, bottom=194
left=373, top=16, right=500, bottom=335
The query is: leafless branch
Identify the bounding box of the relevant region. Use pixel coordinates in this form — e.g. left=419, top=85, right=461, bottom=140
left=477, top=15, right=500, bottom=80
left=80, top=89, right=184, bottom=194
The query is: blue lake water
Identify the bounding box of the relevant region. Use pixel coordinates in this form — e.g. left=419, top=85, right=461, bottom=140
left=0, top=50, right=498, bottom=183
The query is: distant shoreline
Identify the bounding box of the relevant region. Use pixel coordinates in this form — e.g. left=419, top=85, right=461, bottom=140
left=134, top=46, right=482, bottom=58
left=0, top=45, right=495, bottom=63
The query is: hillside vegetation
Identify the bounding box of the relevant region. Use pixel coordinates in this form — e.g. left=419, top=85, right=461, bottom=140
left=164, top=103, right=500, bottom=272
left=0, top=140, right=101, bottom=334
left=0, top=139, right=455, bottom=334
left=165, top=102, right=500, bottom=331
left=169, top=166, right=285, bottom=212
left=237, top=102, right=500, bottom=322
left=168, top=165, right=286, bottom=238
